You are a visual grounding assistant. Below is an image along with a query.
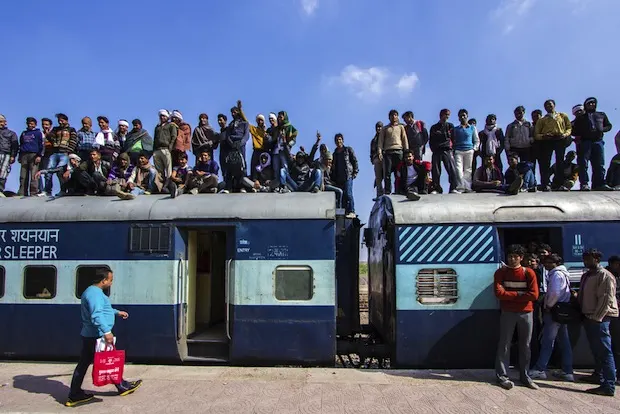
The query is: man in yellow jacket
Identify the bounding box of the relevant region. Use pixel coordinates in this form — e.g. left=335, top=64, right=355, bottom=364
left=534, top=99, right=571, bottom=191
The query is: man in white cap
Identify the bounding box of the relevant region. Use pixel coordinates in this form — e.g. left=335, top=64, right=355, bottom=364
left=35, top=153, right=94, bottom=197
left=573, top=97, right=613, bottom=191
left=0, top=114, right=18, bottom=196
left=237, top=100, right=273, bottom=173
left=170, top=110, right=191, bottom=167
left=116, top=119, right=130, bottom=148
left=153, top=109, right=178, bottom=184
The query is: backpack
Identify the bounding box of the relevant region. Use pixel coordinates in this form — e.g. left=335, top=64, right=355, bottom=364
left=225, top=149, right=245, bottom=177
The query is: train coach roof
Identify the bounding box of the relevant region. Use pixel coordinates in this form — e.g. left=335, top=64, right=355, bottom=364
left=0, top=193, right=336, bottom=223
left=383, top=192, right=620, bottom=225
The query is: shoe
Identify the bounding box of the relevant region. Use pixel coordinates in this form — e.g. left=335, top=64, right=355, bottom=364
left=551, top=371, right=574, bottom=382
left=542, top=185, right=551, bottom=192
left=240, top=188, right=247, bottom=193
left=585, top=386, right=614, bottom=396
left=209, top=188, right=217, bottom=193
left=35, top=192, right=47, bottom=197
left=507, top=176, right=524, bottom=195
left=522, top=380, right=539, bottom=390
left=280, top=187, right=291, bottom=193
left=218, top=189, right=229, bottom=194
left=594, top=185, right=613, bottom=191
left=54, top=192, right=64, bottom=198
left=143, top=191, right=151, bottom=195
left=581, top=184, right=591, bottom=191
left=558, top=185, right=569, bottom=191
left=449, top=189, right=461, bottom=194
left=190, top=188, right=199, bottom=195
left=311, top=187, right=319, bottom=193
left=406, top=191, right=421, bottom=201
left=118, top=379, right=143, bottom=396
left=345, top=212, right=357, bottom=219
left=249, top=188, right=258, bottom=193
left=528, top=187, right=538, bottom=193
left=497, top=379, right=514, bottom=390
left=168, top=181, right=178, bottom=198
left=430, top=191, right=438, bottom=195
left=528, top=370, right=547, bottom=380
left=175, top=186, right=185, bottom=197
left=115, top=190, right=135, bottom=200
left=0, top=192, right=5, bottom=198
left=65, top=391, right=94, bottom=407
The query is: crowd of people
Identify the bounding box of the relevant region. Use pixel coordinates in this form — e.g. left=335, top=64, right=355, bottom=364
left=0, top=96, right=619, bottom=212
left=494, top=243, right=620, bottom=396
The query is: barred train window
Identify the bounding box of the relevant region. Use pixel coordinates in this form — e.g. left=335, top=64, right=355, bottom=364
left=24, top=266, right=57, bottom=299
left=76, top=266, right=111, bottom=299
left=275, top=266, right=314, bottom=301
left=0, top=266, right=5, bottom=298
left=416, top=269, right=458, bottom=305
left=129, top=225, right=171, bottom=253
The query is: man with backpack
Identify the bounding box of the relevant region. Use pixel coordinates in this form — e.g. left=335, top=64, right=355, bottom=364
left=402, top=111, right=428, bottom=162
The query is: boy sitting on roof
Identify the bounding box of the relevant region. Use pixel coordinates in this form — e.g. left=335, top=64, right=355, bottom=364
left=473, top=155, right=521, bottom=195
left=395, top=149, right=431, bottom=201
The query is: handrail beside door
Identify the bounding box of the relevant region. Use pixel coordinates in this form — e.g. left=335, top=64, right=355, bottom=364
left=225, top=259, right=233, bottom=340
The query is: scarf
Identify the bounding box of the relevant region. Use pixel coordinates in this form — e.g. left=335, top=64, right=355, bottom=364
left=192, top=122, right=216, bottom=151
left=256, top=152, right=271, bottom=173
left=484, top=125, right=500, bottom=156
left=124, top=128, right=153, bottom=152
left=136, top=162, right=154, bottom=187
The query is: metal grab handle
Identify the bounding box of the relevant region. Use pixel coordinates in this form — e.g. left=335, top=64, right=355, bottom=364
left=225, top=259, right=232, bottom=340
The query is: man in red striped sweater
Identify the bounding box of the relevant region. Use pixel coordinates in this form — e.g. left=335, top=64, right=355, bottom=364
left=494, top=244, right=540, bottom=390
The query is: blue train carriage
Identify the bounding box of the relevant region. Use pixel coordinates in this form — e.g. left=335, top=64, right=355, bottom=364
left=365, top=192, right=620, bottom=368
left=0, top=192, right=355, bottom=366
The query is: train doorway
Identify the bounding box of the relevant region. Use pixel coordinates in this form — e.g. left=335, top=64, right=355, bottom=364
left=184, top=230, right=230, bottom=363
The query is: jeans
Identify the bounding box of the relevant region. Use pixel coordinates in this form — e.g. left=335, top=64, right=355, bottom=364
left=577, top=140, right=606, bottom=188
left=382, top=150, right=403, bottom=194
left=324, top=184, right=343, bottom=208
left=522, top=170, right=537, bottom=190
left=432, top=149, right=459, bottom=192
left=610, top=317, right=620, bottom=376
left=537, top=139, right=566, bottom=188
left=454, top=149, right=474, bottom=191
left=533, top=311, right=573, bottom=374
left=130, top=168, right=157, bottom=195
left=280, top=168, right=322, bottom=192
left=45, top=153, right=69, bottom=194
left=496, top=311, right=533, bottom=383
left=70, top=337, right=129, bottom=396
left=583, top=317, right=616, bottom=392
left=337, top=179, right=355, bottom=213
left=272, top=151, right=290, bottom=178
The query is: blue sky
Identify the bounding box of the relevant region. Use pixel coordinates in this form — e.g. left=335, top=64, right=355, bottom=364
left=2, top=0, right=619, bottom=244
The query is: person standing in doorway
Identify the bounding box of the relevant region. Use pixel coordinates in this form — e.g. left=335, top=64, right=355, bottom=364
left=66, top=267, right=142, bottom=407
left=494, top=244, right=540, bottom=390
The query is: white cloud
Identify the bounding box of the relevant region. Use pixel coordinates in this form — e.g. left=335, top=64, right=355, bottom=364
left=301, top=0, right=319, bottom=16
left=328, top=65, right=419, bottom=101
left=490, top=0, right=537, bottom=35
left=396, top=73, right=420, bottom=95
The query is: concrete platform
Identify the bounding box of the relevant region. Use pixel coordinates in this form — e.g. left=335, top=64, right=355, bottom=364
left=0, top=363, right=619, bottom=413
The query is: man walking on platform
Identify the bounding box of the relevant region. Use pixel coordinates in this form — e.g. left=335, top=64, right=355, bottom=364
left=66, top=267, right=142, bottom=407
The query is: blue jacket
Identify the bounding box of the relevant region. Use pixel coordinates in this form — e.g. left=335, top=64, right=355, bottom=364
left=19, top=128, right=45, bottom=157
left=452, top=124, right=479, bottom=151
left=80, top=285, right=119, bottom=338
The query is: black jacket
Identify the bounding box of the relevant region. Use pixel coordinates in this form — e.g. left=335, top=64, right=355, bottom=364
left=404, top=121, right=429, bottom=160
left=429, top=122, right=454, bottom=152
left=331, top=146, right=358, bottom=183
left=573, top=111, right=612, bottom=141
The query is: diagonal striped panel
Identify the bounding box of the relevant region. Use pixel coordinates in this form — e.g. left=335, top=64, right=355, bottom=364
left=397, top=225, right=496, bottom=264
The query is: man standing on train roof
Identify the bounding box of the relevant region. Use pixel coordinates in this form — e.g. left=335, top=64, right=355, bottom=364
left=505, top=106, right=534, bottom=164
left=217, top=113, right=229, bottom=177
left=494, top=244, right=540, bottom=390
left=237, top=100, right=273, bottom=173
left=429, top=109, right=459, bottom=194
left=534, top=99, right=572, bottom=192
left=453, top=109, right=480, bottom=193
left=377, top=109, right=408, bottom=195
left=0, top=114, right=18, bottom=197
left=66, top=267, right=142, bottom=407
left=153, top=109, right=178, bottom=184
left=572, top=97, right=613, bottom=191
left=370, top=121, right=384, bottom=199
left=402, top=111, right=428, bottom=162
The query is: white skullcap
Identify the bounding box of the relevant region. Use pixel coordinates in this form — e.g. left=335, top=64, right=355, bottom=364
left=158, top=109, right=170, bottom=117
left=268, top=113, right=277, bottom=121
left=118, top=120, right=129, bottom=127
left=572, top=105, right=584, bottom=115
left=69, top=153, right=81, bottom=162
left=257, top=114, right=265, bottom=122
left=171, top=110, right=183, bottom=120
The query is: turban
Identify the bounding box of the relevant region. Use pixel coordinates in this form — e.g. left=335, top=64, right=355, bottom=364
left=171, top=110, right=183, bottom=120
left=118, top=120, right=129, bottom=127
left=158, top=109, right=170, bottom=118
left=268, top=113, right=277, bottom=121
left=256, top=114, right=265, bottom=122
left=68, top=154, right=81, bottom=162
left=572, top=105, right=584, bottom=116
left=584, top=97, right=597, bottom=106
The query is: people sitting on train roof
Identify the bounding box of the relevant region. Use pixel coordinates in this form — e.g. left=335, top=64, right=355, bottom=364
left=473, top=155, right=521, bottom=195
left=395, top=149, right=430, bottom=201
left=504, top=153, right=537, bottom=193
left=278, top=150, right=322, bottom=194
left=182, top=151, right=219, bottom=196
left=318, top=151, right=343, bottom=208
left=549, top=151, right=579, bottom=191
left=249, top=152, right=277, bottom=193
left=80, top=148, right=111, bottom=195
left=35, top=153, right=93, bottom=197
left=606, top=153, right=620, bottom=190
left=106, top=152, right=134, bottom=196
left=572, top=97, right=613, bottom=192
left=116, top=151, right=163, bottom=200
left=168, top=152, right=192, bottom=197
left=95, top=116, right=121, bottom=164
left=478, top=113, right=505, bottom=173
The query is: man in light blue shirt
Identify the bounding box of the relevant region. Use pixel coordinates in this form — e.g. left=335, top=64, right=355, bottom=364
left=66, top=266, right=142, bottom=407
left=453, top=109, right=480, bottom=192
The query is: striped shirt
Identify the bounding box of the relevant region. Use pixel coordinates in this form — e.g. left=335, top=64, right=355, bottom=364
left=494, top=266, right=539, bottom=312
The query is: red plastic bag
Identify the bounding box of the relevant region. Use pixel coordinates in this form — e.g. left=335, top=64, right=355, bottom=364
left=92, top=345, right=125, bottom=387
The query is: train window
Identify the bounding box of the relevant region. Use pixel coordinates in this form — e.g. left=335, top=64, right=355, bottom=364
left=129, top=225, right=171, bottom=253
left=23, top=266, right=57, bottom=299
left=274, top=266, right=314, bottom=301
left=0, top=266, right=5, bottom=298
left=416, top=268, right=458, bottom=305
left=75, top=266, right=111, bottom=298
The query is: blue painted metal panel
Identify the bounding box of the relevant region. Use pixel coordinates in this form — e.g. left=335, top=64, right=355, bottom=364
left=394, top=310, right=593, bottom=369
left=397, top=225, right=497, bottom=265
left=562, top=222, right=620, bottom=262
left=231, top=305, right=335, bottom=365
left=0, top=304, right=180, bottom=361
